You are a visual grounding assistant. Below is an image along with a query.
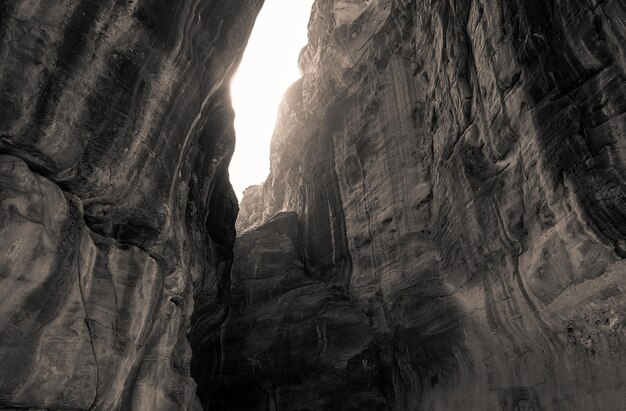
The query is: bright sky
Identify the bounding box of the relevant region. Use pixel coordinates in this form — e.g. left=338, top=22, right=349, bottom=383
left=229, top=0, right=314, bottom=200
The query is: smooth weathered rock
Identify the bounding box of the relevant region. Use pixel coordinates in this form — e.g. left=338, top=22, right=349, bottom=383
left=0, top=1, right=263, bottom=409
left=213, top=212, right=386, bottom=410
left=229, top=0, right=626, bottom=409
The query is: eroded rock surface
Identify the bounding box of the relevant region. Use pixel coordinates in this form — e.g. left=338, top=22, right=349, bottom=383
left=214, top=212, right=386, bottom=410
left=235, top=184, right=265, bottom=235
left=226, top=0, right=626, bottom=409
left=0, top=1, right=263, bottom=409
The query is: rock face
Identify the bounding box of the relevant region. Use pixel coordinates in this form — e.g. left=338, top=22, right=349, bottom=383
left=0, top=1, right=262, bottom=409
left=214, top=212, right=386, bottom=410
left=235, top=184, right=265, bottom=234
left=226, top=0, right=626, bottom=409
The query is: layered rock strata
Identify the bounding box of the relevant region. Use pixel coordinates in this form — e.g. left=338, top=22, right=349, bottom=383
left=0, top=1, right=262, bottom=409
left=226, top=0, right=626, bottom=409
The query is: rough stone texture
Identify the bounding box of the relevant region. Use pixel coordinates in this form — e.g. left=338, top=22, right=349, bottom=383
left=0, top=1, right=263, bottom=409
left=235, top=184, right=264, bottom=235
left=230, top=0, right=626, bottom=409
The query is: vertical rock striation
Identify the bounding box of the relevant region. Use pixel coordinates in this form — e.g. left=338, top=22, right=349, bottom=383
left=0, top=0, right=263, bottom=409
left=235, top=184, right=265, bottom=234
left=215, top=212, right=386, bottom=410
left=228, top=0, right=626, bottom=409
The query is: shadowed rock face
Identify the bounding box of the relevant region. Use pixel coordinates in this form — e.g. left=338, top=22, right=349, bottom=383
left=226, top=0, right=626, bottom=409
left=0, top=0, right=263, bottom=409
left=214, top=212, right=387, bottom=410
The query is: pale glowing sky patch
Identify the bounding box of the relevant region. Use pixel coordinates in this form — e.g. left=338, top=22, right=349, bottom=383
left=229, top=0, right=314, bottom=200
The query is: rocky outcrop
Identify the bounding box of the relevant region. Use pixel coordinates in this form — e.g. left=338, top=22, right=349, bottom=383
left=235, top=184, right=264, bottom=234
left=0, top=1, right=263, bottom=409
left=228, top=0, right=626, bottom=409
left=213, top=212, right=386, bottom=410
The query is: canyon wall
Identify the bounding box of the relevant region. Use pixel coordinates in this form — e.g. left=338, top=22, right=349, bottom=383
left=214, top=212, right=387, bottom=409
left=0, top=1, right=263, bottom=409
left=226, top=0, right=626, bottom=409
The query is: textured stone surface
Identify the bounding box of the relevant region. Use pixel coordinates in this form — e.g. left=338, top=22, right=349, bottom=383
left=235, top=184, right=264, bottom=235
left=213, top=212, right=386, bottom=410
left=0, top=1, right=263, bottom=409
left=229, top=0, right=626, bottom=409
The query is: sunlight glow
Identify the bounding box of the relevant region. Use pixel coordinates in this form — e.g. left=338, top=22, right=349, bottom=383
left=229, top=0, right=314, bottom=200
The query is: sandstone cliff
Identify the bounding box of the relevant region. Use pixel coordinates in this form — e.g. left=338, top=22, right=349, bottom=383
left=0, top=1, right=262, bottom=409
left=215, top=212, right=386, bottom=409
left=227, top=0, right=626, bottom=409
left=235, top=184, right=265, bottom=234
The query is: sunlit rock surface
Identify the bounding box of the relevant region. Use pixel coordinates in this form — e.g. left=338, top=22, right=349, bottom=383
left=0, top=0, right=263, bottom=409
left=227, top=0, right=626, bottom=409
left=235, top=184, right=265, bottom=235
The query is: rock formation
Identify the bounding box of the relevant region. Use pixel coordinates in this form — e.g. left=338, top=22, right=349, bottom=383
left=224, top=0, right=626, bottom=409
left=214, top=212, right=386, bottom=409
left=235, top=184, right=265, bottom=234
left=0, top=0, right=263, bottom=409
left=1, top=0, right=625, bottom=409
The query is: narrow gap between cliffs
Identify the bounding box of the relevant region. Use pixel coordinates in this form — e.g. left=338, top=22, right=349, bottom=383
left=229, top=0, right=314, bottom=203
